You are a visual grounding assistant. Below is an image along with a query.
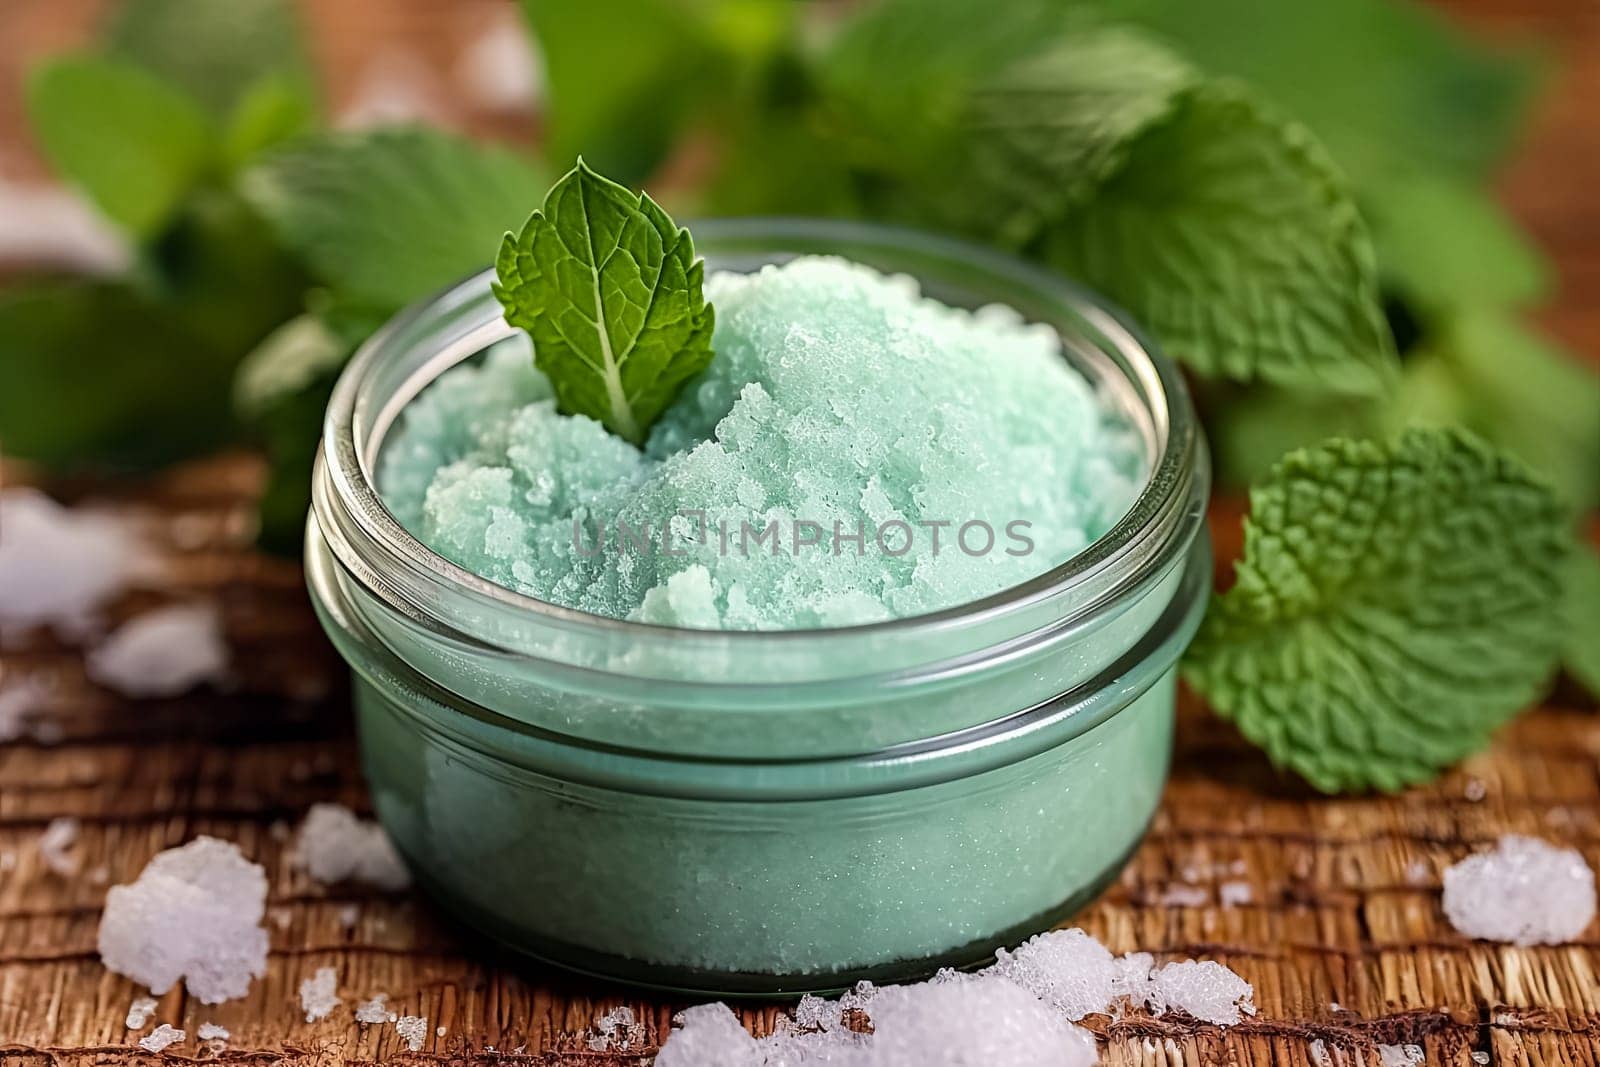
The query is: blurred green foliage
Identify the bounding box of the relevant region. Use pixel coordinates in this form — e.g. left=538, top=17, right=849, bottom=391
left=4, top=0, right=1596, bottom=695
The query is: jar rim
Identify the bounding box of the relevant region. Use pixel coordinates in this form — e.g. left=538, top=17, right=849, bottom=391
left=316, top=217, right=1205, bottom=655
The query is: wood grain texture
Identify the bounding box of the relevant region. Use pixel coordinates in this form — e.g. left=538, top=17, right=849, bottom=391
left=1, top=0, right=1597, bottom=1063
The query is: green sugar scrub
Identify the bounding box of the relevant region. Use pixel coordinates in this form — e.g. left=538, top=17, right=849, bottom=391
left=380, top=256, right=1143, bottom=629
left=308, top=219, right=1211, bottom=993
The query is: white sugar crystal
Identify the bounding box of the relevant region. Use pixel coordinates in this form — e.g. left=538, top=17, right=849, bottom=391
left=0, top=176, right=130, bottom=274
left=587, top=1005, right=644, bottom=1051
left=97, top=836, right=269, bottom=1004
left=655, top=1003, right=759, bottom=1067
left=0, top=670, right=53, bottom=742
left=1219, top=881, right=1254, bottom=907
left=355, top=993, right=398, bottom=1024
left=1443, top=834, right=1596, bottom=945
left=1147, top=960, right=1255, bottom=1026
left=1110, top=951, right=1155, bottom=1004
left=292, top=803, right=411, bottom=890
left=456, top=11, right=544, bottom=112
left=0, top=490, right=145, bottom=639
left=299, top=965, right=341, bottom=1021
left=87, top=603, right=227, bottom=698
left=125, top=995, right=158, bottom=1029
left=1156, top=883, right=1209, bottom=907
left=197, top=1022, right=229, bottom=1042
left=986, top=928, right=1118, bottom=1020
left=1377, top=1044, right=1424, bottom=1067
left=38, top=816, right=80, bottom=876
left=395, top=1015, right=428, bottom=1052
left=864, top=974, right=1098, bottom=1067
left=138, top=1024, right=185, bottom=1052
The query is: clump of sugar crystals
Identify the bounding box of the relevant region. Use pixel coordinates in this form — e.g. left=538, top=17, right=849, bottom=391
left=97, top=836, right=269, bottom=1004
left=292, top=803, right=410, bottom=890
left=86, top=603, right=227, bottom=698
left=138, top=1024, right=185, bottom=1052
left=1442, top=834, right=1596, bottom=945
left=654, top=927, right=1255, bottom=1064
left=299, top=965, right=341, bottom=1021
left=381, top=257, right=1144, bottom=630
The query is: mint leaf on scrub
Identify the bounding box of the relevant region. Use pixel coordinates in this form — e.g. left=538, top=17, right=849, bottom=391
left=493, top=160, right=715, bottom=446
left=1183, top=427, right=1567, bottom=793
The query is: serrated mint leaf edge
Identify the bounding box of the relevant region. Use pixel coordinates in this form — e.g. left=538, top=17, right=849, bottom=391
left=492, top=160, right=714, bottom=446
left=1182, top=427, right=1567, bottom=793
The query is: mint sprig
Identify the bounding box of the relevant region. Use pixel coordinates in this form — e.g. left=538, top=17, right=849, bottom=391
left=1183, top=428, right=1567, bottom=793
left=493, top=161, right=715, bottom=445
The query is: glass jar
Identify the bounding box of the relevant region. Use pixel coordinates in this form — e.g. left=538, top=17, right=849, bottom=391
left=306, top=219, right=1210, bottom=995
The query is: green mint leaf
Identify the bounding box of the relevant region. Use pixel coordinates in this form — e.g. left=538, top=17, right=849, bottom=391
left=1413, top=311, right=1600, bottom=512
left=1367, top=174, right=1550, bottom=315
left=1184, top=428, right=1568, bottom=793
left=1562, top=542, right=1600, bottom=700
left=233, top=314, right=352, bottom=555
left=1036, top=84, right=1397, bottom=395
left=963, top=28, right=1197, bottom=239
left=521, top=0, right=793, bottom=184
left=219, top=72, right=318, bottom=172
left=493, top=161, right=715, bottom=446
left=26, top=56, right=214, bottom=238
left=243, top=127, right=550, bottom=312
left=1088, top=0, right=1541, bottom=187
left=104, top=0, right=312, bottom=119
left=0, top=281, right=238, bottom=471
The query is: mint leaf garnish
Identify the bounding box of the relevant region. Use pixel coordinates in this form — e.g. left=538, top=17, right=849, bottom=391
left=244, top=127, right=550, bottom=312
left=1184, top=428, right=1567, bottom=793
left=492, top=161, right=715, bottom=445
left=105, top=0, right=311, bottom=120
left=26, top=56, right=214, bottom=238
left=1037, top=85, right=1396, bottom=395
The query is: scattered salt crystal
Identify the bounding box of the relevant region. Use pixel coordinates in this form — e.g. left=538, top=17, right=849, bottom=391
left=1471, top=1054, right=1489, bottom=1065
left=436, top=1026, right=447, bottom=1036
left=1377, top=1044, right=1424, bottom=1067
left=1110, top=951, right=1155, bottom=1004
left=986, top=928, right=1117, bottom=1020
left=138, top=1024, right=185, bottom=1052
left=456, top=12, right=544, bottom=112
left=855, top=974, right=1098, bottom=1067
left=86, top=603, right=227, bottom=698
left=97, top=836, right=269, bottom=1004
left=355, top=994, right=398, bottom=1024
left=1464, top=778, right=1487, bottom=802
left=0, top=177, right=130, bottom=274
left=338, top=54, right=447, bottom=129
left=395, top=1015, right=428, bottom=1052
left=38, top=816, right=80, bottom=876
left=293, top=803, right=410, bottom=890
left=197, top=1022, right=229, bottom=1042
left=299, top=965, right=341, bottom=1021
left=587, top=1005, right=644, bottom=1051
left=1219, top=880, right=1254, bottom=907
left=0, top=490, right=146, bottom=639
left=1442, top=834, right=1597, bottom=945
left=0, top=671, right=53, bottom=742
left=125, top=995, right=158, bottom=1029
left=1147, top=960, right=1255, bottom=1025
left=655, top=1004, right=758, bottom=1067
left=1156, top=883, right=1209, bottom=907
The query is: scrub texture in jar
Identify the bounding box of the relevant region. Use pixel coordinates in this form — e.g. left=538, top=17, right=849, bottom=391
left=306, top=217, right=1210, bottom=994
left=380, top=255, right=1144, bottom=628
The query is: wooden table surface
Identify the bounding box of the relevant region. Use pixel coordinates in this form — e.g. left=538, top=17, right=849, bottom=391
left=1, top=2, right=1597, bottom=1065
